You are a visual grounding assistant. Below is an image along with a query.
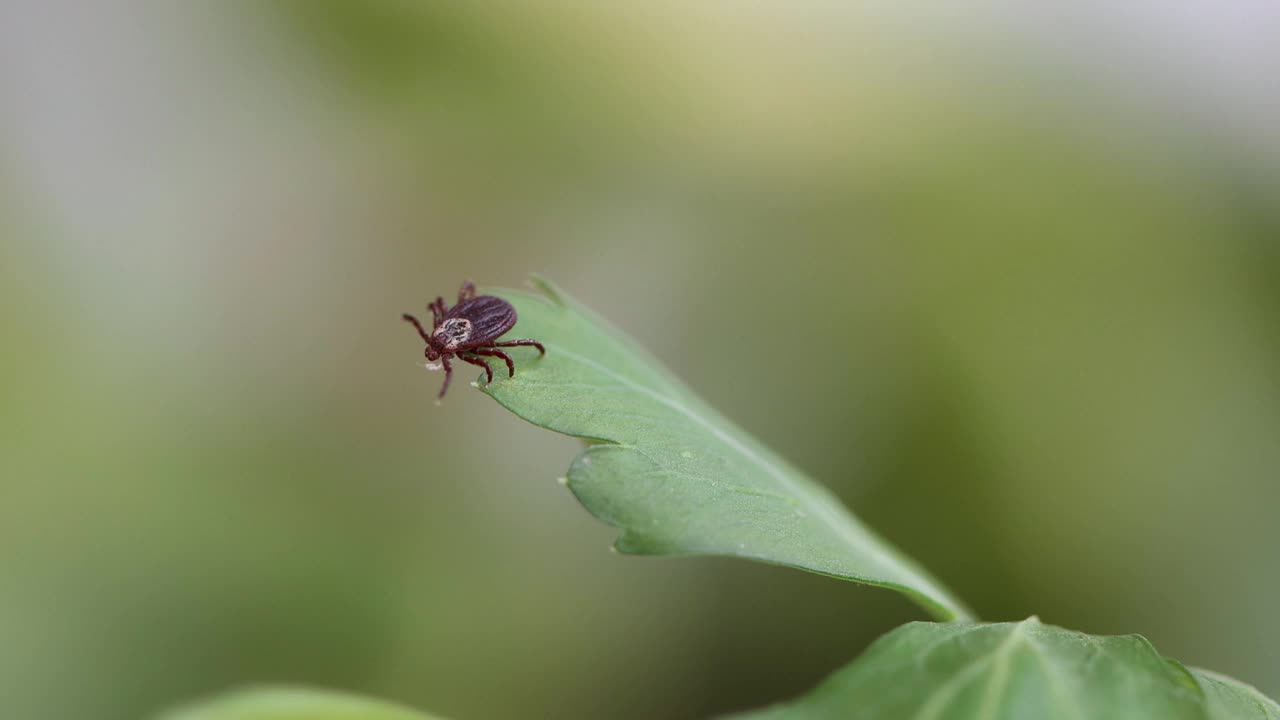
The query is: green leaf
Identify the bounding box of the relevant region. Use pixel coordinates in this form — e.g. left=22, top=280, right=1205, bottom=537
left=479, top=277, right=971, bottom=621
left=1194, top=668, right=1280, bottom=720
left=724, top=618, right=1279, bottom=720
left=156, top=686, right=447, bottom=720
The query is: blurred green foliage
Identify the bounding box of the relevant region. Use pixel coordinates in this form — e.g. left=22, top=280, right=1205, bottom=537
left=1, top=2, right=1277, bottom=719
left=160, top=687, right=445, bottom=720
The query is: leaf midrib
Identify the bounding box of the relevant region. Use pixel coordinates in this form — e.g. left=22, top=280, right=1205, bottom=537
left=912, top=620, right=1031, bottom=720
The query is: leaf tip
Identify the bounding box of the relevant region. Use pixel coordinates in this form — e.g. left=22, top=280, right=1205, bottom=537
left=526, top=273, right=570, bottom=307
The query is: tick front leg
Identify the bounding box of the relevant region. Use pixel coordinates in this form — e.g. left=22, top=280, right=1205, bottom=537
left=458, top=280, right=476, bottom=303
left=437, top=355, right=454, bottom=398
left=474, top=348, right=515, bottom=377
left=457, top=352, right=494, bottom=384
left=493, top=339, right=546, bottom=356
left=402, top=313, right=431, bottom=343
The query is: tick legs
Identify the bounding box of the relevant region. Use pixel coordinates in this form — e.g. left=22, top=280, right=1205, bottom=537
left=458, top=280, right=476, bottom=303
left=493, top=339, right=546, bottom=356
left=474, top=348, right=515, bottom=377
left=429, top=297, right=446, bottom=326
left=457, top=352, right=494, bottom=384
left=402, top=313, right=431, bottom=343
left=437, top=355, right=454, bottom=398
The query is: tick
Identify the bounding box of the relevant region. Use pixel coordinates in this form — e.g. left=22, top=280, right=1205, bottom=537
left=402, top=280, right=546, bottom=399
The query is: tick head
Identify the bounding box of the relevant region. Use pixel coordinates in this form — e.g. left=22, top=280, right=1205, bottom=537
left=424, top=341, right=442, bottom=362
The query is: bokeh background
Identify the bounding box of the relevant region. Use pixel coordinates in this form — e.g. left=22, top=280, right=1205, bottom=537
left=2, top=3, right=1278, bottom=719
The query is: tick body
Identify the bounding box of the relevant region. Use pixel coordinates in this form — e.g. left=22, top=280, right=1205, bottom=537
left=403, top=280, right=546, bottom=399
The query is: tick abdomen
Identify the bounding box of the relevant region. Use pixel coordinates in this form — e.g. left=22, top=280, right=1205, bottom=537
left=448, top=296, right=517, bottom=343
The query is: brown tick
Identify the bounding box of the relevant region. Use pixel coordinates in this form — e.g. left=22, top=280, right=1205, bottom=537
left=402, top=280, right=546, bottom=399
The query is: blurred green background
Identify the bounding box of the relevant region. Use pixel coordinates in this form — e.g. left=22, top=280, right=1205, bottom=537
left=2, top=3, right=1278, bottom=719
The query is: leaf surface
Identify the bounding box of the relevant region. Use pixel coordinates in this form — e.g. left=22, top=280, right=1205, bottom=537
left=725, top=619, right=1279, bottom=720
left=157, top=686, right=447, bottom=720
left=1194, top=668, right=1280, bottom=720
left=480, top=277, right=970, bottom=620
